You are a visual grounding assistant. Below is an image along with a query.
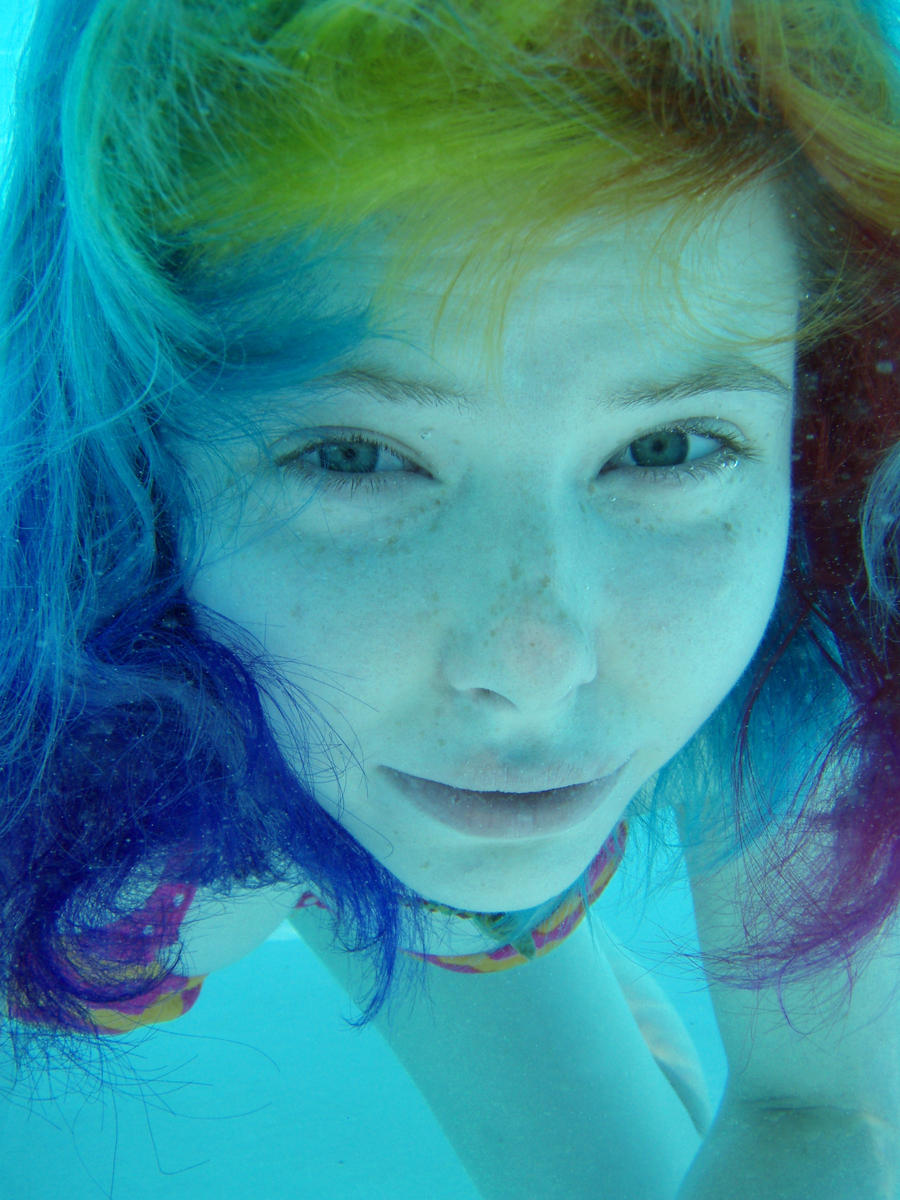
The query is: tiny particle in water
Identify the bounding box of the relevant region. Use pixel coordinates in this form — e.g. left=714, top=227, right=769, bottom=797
left=875, top=360, right=894, bottom=375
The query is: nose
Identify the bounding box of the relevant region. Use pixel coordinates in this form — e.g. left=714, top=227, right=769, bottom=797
left=439, top=512, right=598, bottom=712
left=447, top=611, right=597, bottom=710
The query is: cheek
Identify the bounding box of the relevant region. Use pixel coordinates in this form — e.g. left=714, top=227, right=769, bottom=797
left=616, top=511, right=787, bottom=709
left=191, top=512, right=438, bottom=685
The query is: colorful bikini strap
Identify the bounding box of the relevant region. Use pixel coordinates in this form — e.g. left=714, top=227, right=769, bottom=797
left=402, top=820, right=628, bottom=973
left=295, top=820, right=628, bottom=975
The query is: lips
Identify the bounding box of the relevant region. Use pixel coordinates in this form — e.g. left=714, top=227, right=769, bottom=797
left=378, top=762, right=627, bottom=839
left=386, top=759, right=618, bottom=794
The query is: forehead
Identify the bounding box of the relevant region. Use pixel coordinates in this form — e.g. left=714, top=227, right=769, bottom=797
left=183, top=181, right=800, bottom=425
left=305, top=183, right=799, bottom=383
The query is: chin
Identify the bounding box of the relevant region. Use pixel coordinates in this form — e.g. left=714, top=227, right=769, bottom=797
left=412, top=861, right=586, bottom=915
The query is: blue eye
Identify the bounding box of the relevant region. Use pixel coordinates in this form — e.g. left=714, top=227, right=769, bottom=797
left=275, top=433, right=418, bottom=497
left=611, top=425, right=759, bottom=487
left=274, top=422, right=758, bottom=497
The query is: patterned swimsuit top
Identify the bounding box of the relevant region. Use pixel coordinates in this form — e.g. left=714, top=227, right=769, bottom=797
left=9, top=822, right=628, bottom=1035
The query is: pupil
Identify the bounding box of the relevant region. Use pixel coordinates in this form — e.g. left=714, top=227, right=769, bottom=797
left=322, top=442, right=378, bottom=471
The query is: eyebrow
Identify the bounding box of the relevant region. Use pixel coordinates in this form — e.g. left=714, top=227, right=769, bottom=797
left=311, top=360, right=793, bottom=411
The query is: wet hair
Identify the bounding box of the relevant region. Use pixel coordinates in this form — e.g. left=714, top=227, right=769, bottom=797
left=1, top=0, right=898, bottom=1071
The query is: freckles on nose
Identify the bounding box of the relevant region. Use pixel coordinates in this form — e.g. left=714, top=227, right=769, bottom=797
left=487, top=569, right=552, bottom=617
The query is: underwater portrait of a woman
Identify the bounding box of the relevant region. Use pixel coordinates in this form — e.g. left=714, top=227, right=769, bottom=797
left=1, top=2, right=898, bottom=1197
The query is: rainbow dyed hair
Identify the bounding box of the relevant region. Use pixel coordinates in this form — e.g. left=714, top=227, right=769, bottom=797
left=1, top=0, right=898, bottom=1066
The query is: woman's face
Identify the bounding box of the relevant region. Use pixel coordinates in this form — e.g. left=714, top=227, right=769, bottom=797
left=182, top=183, right=797, bottom=911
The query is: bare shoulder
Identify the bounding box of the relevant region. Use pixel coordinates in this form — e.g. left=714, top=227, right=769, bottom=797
left=175, top=878, right=306, bottom=976
left=0, top=877, right=305, bottom=1023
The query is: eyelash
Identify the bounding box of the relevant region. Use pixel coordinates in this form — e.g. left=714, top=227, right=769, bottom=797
left=275, top=423, right=760, bottom=498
